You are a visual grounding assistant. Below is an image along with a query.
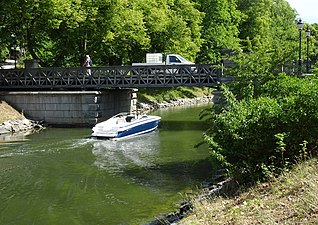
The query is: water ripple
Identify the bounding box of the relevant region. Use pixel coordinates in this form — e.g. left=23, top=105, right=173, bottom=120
left=92, top=132, right=160, bottom=174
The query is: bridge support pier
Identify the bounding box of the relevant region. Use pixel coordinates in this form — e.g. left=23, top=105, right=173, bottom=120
left=0, top=89, right=137, bottom=127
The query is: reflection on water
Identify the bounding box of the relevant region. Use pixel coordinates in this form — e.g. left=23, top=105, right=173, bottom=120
left=92, top=132, right=160, bottom=174
left=0, top=131, right=33, bottom=143
left=0, top=131, right=38, bottom=157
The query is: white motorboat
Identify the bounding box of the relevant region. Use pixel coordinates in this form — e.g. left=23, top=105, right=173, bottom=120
left=91, top=112, right=161, bottom=139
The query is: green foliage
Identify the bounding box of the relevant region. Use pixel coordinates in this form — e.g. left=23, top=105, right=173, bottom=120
left=308, top=24, right=318, bottom=63
left=138, top=87, right=211, bottom=103
left=0, top=44, right=9, bottom=62
left=227, top=49, right=276, bottom=100
left=0, top=0, right=204, bottom=66
left=195, top=0, right=242, bottom=63
left=1, top=0, right=307, bottom=68
left=204, top=74, right=318, bottom=182
left=236, top=0, right=298, bottom=74
left=223, top=0, right=299, bottom=101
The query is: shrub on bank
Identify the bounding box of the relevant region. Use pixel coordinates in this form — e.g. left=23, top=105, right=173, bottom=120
left=203, top=74, right=318, bottom=182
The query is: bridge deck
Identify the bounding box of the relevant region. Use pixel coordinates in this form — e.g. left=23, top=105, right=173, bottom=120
left=0, top=64, right=221, bottom=90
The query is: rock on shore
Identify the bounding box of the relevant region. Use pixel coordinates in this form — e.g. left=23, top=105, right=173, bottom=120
left=137, top=96, right=213, bottom=112
left=0, top=116, right=45, bottom=135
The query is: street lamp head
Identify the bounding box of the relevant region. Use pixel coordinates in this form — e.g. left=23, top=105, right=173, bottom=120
left=297, top=19, right=304, bottom=30
left=306, top=28, right=311, bottom=37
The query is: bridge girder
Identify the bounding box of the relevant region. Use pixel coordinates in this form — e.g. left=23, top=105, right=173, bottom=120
left=0, top=64, right=222, bottom=90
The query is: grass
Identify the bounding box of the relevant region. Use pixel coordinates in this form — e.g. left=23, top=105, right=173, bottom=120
left=181, top=158, right=318, bottom=224
left=138, top=87, right=213, bottom=103
left=0, top=100, right=23, bottom=124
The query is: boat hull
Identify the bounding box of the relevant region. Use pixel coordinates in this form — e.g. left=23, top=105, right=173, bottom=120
left=91, top=114, right=161, bottom=140
left=116, top=119, right=160, bottom=139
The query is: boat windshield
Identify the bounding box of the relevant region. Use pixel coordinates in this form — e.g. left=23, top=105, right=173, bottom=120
left=114, top=113, right=128, bottom=118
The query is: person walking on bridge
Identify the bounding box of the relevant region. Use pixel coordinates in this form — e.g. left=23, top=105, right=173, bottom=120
left=82, top=54, right=92, bottom=76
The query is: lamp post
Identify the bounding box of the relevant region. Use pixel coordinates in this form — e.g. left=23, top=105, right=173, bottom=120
left=306, top=28, right=311, bottom=74
left=11, top=34, right=18, bottom=69
left=297, top=19, right=304, bottom=76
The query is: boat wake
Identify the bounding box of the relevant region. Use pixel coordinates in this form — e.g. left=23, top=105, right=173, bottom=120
left=92, top=132, right=161, bottom=174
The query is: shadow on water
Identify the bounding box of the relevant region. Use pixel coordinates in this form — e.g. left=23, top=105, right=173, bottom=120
left=121, top=158, right=216, bottom=193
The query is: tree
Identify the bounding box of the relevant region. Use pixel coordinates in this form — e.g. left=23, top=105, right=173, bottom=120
left=223, top=0, right=299, bottom=100
left=100, top=0, right=151, bottom=65
left=0, top=0, right=90, bottom=66
left=195, top=0, right=242, bottom=64
left=201, top=0, right=317, bottom=183
left=237, top=0, right=298, bottom=70
left=306, top=24, right=318, bottom=65
left=0, top=0, right=204, bottom=66
left=129, top=0, right=203, bottom=63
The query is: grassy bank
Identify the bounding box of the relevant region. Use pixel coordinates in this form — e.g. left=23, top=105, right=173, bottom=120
left=0, top=101, right=22, bottom=123
left=181, top=158, right=318, bottom=224
left=137, top=87, right=213, bottom=103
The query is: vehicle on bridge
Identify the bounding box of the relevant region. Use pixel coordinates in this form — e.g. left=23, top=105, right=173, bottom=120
left=91, top=112, right=161, bottom=140
left=132, top=53, right=195, bottom=74
left=132, top=53, right=194, bottom=65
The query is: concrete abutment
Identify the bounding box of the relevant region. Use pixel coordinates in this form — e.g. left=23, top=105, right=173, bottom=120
left=0, top=89, right=137, bottom=127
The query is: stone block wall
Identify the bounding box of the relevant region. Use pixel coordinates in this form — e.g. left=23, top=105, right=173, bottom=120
left=0, top=89, right=137, bottom=127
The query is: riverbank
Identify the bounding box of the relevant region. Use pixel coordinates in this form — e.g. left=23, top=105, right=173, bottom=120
left=180, top=158, right=318, bottom=224
left=137, top=95, right=213, bottom=113
left=146, top=157, right=318, bottom=225
left=0, top=101, right=45, bottom=135
left=137, top=87, right=214, bottom=113
left=136, top=92, right=318, bottom=225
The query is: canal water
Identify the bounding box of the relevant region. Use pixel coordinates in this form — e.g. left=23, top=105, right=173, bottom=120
left=0, top=104, right=214, bottom=225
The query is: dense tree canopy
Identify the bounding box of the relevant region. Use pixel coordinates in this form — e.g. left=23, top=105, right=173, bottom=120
left=195, top=0, right=242, bottom=64
left=200, top=0, right=318, bottom=183
left=237, top=0, right=298, bottom=70
left=1, top=0, right=316, bottom=68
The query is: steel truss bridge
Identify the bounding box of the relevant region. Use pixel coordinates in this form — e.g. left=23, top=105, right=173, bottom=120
left=0, top=64, right=222, bottom=91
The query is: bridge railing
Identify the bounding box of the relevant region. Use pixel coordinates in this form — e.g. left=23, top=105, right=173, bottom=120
left=0, top=64, right=221, bottom=90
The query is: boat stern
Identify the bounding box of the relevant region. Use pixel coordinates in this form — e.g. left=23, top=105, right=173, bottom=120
left=91, top=123, right=119, bottom=138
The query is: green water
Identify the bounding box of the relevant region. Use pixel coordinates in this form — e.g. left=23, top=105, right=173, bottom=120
left=0, top=105, right=213, bottom=225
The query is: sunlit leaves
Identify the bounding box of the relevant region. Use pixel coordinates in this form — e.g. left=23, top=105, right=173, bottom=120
left=0, top=0, right=304, bottom=68
left=0, top=0, right=204, bottom=66
left=205, top=74, right=318, bottom=182
left=195, top=0, right=242, bottom=63
left=238, top=0, right=297, bottom=67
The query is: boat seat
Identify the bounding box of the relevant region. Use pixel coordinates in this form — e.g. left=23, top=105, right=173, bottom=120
left=126, top=116, right=135, bottom=122
left=116, top=118, right=126, bottom=124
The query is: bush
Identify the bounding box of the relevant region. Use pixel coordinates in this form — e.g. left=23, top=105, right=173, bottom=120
left=204, top=74, right=318, bottom=182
